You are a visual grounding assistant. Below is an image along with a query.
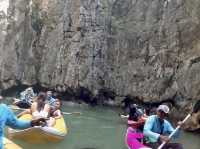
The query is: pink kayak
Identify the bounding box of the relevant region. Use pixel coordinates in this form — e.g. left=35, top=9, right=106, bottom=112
left=125, top=127, right=151, bottom=149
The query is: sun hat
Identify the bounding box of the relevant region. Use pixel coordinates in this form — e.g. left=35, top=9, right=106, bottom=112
left=157, top=104, right=170, bottom=114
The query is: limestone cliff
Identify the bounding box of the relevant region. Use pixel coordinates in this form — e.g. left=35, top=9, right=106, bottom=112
left=1, top=0, right=200, bottom=129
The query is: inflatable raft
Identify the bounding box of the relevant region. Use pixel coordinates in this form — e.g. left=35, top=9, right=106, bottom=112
left=3, top=138, right=22, bottom=149
left=8, top=114, right=67, bottom=144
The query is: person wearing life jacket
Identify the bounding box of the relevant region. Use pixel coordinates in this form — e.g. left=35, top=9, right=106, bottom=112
left=125, top=104, right=151, bottom=149
left=143, top=105, right=183, bottom=149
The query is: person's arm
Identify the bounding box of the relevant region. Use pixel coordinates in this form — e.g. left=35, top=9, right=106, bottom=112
left=0, top=139, right=2, bottom=149
left=54, top=110, right=62, bottom=119
left=5, top=106, right=31, bottom=129
left=165, top=120, right=180, bottom=138
left=5, top=105, right=47, bottom=129
left=143, top=116, right=160, bottom=141
left=17, top=109, right=31, bottom=118
left=44, top=104, right=50, bottom=113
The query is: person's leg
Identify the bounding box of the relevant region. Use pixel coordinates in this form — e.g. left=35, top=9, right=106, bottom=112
left=163, top=143, right=183, bottom=149
left=145, top=142, right=160, bottom=149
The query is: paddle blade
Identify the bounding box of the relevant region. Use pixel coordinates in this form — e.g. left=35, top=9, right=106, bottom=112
left=192, top=100, right=200, bottom=113
left=62, top=112, right=81, bottom=115
left=119, top=114, right=129, bottom=119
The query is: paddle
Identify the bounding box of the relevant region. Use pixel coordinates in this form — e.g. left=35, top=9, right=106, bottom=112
left=9, top=105, right=82, bottom=115
left=119, top=114, right=129, bottom=118
left=62, top=111, right=81, bottom=115
left=157, top=100, right=200, bottom=149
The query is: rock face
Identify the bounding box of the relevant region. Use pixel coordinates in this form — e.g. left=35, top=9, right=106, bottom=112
left=183, top=111, right=200, bottom=131
left=1, top=0, right=200, bottom=128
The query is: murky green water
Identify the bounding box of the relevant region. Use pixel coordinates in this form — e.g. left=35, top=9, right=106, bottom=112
left=3, top=100, right=200, bottom=149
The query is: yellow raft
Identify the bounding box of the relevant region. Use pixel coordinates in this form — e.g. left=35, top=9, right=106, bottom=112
left=8, top=114, right=67, bottom=144
left=3, top=138, right=22, bottom=149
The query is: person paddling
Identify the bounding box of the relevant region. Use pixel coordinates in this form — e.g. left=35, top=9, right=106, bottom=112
left=143, top=104, right=183, bottom=149
left=0, top=96, right=46, bottom=149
